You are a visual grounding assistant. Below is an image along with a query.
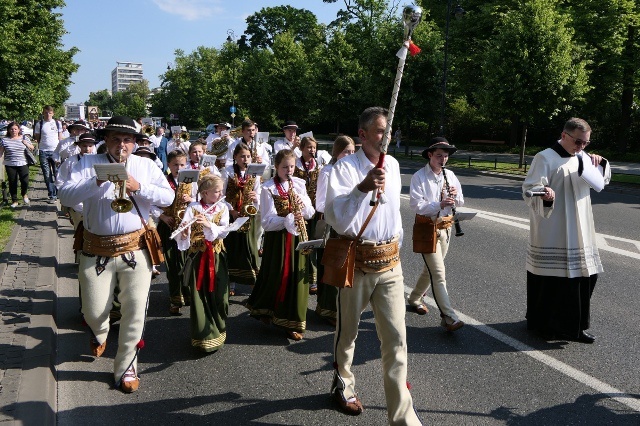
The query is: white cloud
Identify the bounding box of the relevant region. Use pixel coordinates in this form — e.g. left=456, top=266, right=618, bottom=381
left=152, top=0, right=223, bottom=21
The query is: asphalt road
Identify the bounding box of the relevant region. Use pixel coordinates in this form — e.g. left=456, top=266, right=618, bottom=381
left=55, top=170, right=640, bottom=425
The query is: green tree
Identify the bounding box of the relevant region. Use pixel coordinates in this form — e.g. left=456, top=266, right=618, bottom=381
left=0, top=0, right=78, bottom=119
left=86, top=89, right=115, bottom=117
left=244, top=5, right=324, bottom=51
left=477, top=0, right=589, bottom=166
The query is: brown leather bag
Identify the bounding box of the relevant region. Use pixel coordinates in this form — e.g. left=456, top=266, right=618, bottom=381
left=130, top=195, right=165, bottom=265
left=321, top=203, right=378, bottom=288
left=413, top=214, right=437, bottom=254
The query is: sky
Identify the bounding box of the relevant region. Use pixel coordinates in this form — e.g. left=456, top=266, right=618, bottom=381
left=60, top=0, right=344, bottom=103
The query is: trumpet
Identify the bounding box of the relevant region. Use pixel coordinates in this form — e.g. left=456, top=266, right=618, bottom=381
left=170, top=196, right=226, bottom=240
left=110, top=151, right=133, bottom=213
left=180, top=130, right=190, bottom=142
left=143, top=124, right=154, bottom=136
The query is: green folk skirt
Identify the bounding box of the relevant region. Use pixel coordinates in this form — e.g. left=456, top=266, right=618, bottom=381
left=225, top=216, right=260, bottom=285
left=246, top=230, right=309, bottom=333
left=186, top=249, right=229, bottom=352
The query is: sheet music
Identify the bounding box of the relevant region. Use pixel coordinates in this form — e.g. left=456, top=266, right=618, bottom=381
left=246, top=163, right=267, bottom=176
left=298, top=131, right=314, bottom=140
left=579, top=153, right=606, bottom=192
left=454, top=212, right=477, bottom=222
left=224, top=217, right=250, bottom=232
left=201, top=154, right=217, bottom=168
left=296, top=239, right=324, bottom=251
left=93, top=163, right=128, bottom=182
left=256, top=132, right=269, bottom=144
left=177, top=169, right=200, bottom=184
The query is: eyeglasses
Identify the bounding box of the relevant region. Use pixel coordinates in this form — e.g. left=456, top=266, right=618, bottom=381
left=564, top=132, right=590, bottom=147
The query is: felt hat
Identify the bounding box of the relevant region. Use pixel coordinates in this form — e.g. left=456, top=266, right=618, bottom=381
left=133, top=146, right=157, bottom=161
left=68, top=120, right=91, bottom=132
left=216, top=122, right=232, bottom=129
left=75, top=132, right=96, bottom=145
left=96, top=116, right=142, bottom=138
left=422, top=137, right=457, bottom=159
left=282, top=120, right=298, bottom=130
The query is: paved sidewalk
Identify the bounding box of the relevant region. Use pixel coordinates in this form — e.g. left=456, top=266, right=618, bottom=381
left=0, top=174, right=58, bottom=425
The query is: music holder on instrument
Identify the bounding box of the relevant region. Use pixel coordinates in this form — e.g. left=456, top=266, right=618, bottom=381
left=177, top=169, right=200, bottom=184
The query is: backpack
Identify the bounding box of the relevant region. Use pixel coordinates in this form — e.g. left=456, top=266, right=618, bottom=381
left=36, top=118, right=62, bottom=142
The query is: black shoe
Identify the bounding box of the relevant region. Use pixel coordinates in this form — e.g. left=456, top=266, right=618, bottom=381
left=577, top=330, right=596, bottom=344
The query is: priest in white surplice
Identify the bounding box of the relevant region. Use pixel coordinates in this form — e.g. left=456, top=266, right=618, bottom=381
left=523, top=117, right=611, bottom=344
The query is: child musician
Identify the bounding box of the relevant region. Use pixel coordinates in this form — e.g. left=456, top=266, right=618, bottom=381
left=221, top=143, right=261, bottom=296
left=152, top=150, right=194, bottom=315
left=315, top=136, right=355, bottom=326
left=246, top=149, right=315, bottom=341
left=293, top=136, right=324, bottom=295
left=176, top=175, right=230, bottom=352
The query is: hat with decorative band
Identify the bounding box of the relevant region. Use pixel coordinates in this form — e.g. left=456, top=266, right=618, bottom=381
left=422, top=137, right=457, bottom=159
left=96, top=116, right=142, bottom=138
left=68, top=120, right=91, bottom=132
left=216, top=122, right=232, bottom=129
left=133, top=146, right=157, bottom=161
left=75, top=132, right=96, bottom=145
left=282, top=120, right=298, bottom=130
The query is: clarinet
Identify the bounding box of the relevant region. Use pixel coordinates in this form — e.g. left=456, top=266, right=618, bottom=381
left=442, top=166, right=464, bottom=237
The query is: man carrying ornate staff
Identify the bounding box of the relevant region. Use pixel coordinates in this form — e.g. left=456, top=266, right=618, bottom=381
left=59, top=116, right=174, bottom=393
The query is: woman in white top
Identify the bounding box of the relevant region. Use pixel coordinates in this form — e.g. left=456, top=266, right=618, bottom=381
left=0, top=122, right=35, bottom=208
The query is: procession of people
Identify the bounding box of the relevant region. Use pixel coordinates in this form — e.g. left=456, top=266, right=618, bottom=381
left=6, top=107, right=609, bottom=425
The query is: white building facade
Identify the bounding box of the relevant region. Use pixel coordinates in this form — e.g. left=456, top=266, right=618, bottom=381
left=111, top=61, right=144, bottom=93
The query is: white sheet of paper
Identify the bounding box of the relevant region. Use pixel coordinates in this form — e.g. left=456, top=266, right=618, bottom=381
left=296, top=239, right=324, bottom=251
left=256, top=132, right=269, bottom=144
left=298, top=131, right=314, bottom=140
left=94, top=163, right=128, bottom=182
left=454, top=212, right=477, bottom=222
left=579, top=153, right=605, bottom=192
left=246, top=163, right=267, bottom=176
left=225, top=216, right=250, bottom=232
left=177, top=169, right=200, bottom=184
left=201, top=154, right=217, bottom=168
left=171, top=126, right=181, bottom=134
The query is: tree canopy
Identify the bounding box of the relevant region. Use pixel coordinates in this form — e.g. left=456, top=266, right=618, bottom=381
left=0, top=0, right=78, bottom=119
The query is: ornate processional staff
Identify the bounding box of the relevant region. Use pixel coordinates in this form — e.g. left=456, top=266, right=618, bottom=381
left=370, top=5, right=423, bottom=206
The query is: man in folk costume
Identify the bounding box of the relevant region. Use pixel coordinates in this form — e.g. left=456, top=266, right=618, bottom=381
left=407, top=137, right=465, bottom=332
left=59, top=116, right=174, bottom=393
left=325, top=107, right=421, bottom=425
left=225, top=119, right=270, bottom=169
left=167, top=125, right=191, bottom=154
left=273, top=120, right=302, bottom=157
left=523, top=117, right=610, bottom=344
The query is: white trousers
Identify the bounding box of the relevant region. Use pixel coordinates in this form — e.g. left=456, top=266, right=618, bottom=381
left=79, top=249, right=152, bottom=383
left=333, top=264, right=422, bottom=426
left=408, top=228, right=459, bottom=321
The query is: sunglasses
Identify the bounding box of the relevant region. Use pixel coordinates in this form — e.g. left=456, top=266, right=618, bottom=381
left=564, top=132, right=590, bottom=147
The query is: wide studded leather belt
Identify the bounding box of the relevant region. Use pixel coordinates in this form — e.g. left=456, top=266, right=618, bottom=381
left=354, top=240, right=400, bottom=273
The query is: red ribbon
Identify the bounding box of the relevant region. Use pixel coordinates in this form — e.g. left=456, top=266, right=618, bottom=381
left=409, top=41, right=421, bottom=56
left=275, top=232, right=292, bottom=307
left=196, top=240, right=216, bottom=292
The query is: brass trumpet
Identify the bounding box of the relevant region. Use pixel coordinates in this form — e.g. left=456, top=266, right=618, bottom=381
left=110, top=151, right=133, bottom=213
left=180, top=130, right=190, bottom=142
left=143, top=124, right=154, bottom=137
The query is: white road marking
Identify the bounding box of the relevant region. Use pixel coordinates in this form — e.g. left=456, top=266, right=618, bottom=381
left=405, top=286, right=640, bottom=413
left=399, top=195, right=640, bottom=259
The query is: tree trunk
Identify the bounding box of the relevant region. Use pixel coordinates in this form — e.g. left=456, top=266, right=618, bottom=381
left=519, top=122, right=528, bottom=168
left=617, top=24, right=636, bottom=154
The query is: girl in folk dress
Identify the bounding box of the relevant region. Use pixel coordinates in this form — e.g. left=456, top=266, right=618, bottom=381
left=293, top=136, right=324, bottom=294
left=246, top=149, right=315, bottom=341
left=176, top=175, right=230, bottom=352
left=221, top=143, right=261, bottom=295
left=315, top=136, right=356, bottom=326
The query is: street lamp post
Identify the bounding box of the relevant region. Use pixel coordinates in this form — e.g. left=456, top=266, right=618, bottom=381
left=439, top=2, right=465, bottom=136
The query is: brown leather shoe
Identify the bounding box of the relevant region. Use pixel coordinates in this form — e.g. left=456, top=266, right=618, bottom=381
left=332, top=390, right=363, bottom=416
left=441, top=317, right=464, bottom=332
left=90, top=338, right=106, bottom=357
left=120, top=367, right=139, bottom=393
left=411, top=304, right=429, bottom=315
left=287, top=331, right=303, bottom=341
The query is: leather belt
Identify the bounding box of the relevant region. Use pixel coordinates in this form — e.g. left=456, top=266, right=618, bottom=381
left=83, top=228, right=146, bottom=257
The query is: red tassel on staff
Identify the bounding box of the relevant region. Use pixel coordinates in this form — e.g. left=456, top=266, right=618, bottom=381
left=408, top=41, right=421, bottom=56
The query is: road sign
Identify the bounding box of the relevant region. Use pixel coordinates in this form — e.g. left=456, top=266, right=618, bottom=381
left=169, top=113, right=175, bottom=120
left=231, top=113, right=236, bottom=118
left=230, top=106, right=237, bottom=113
